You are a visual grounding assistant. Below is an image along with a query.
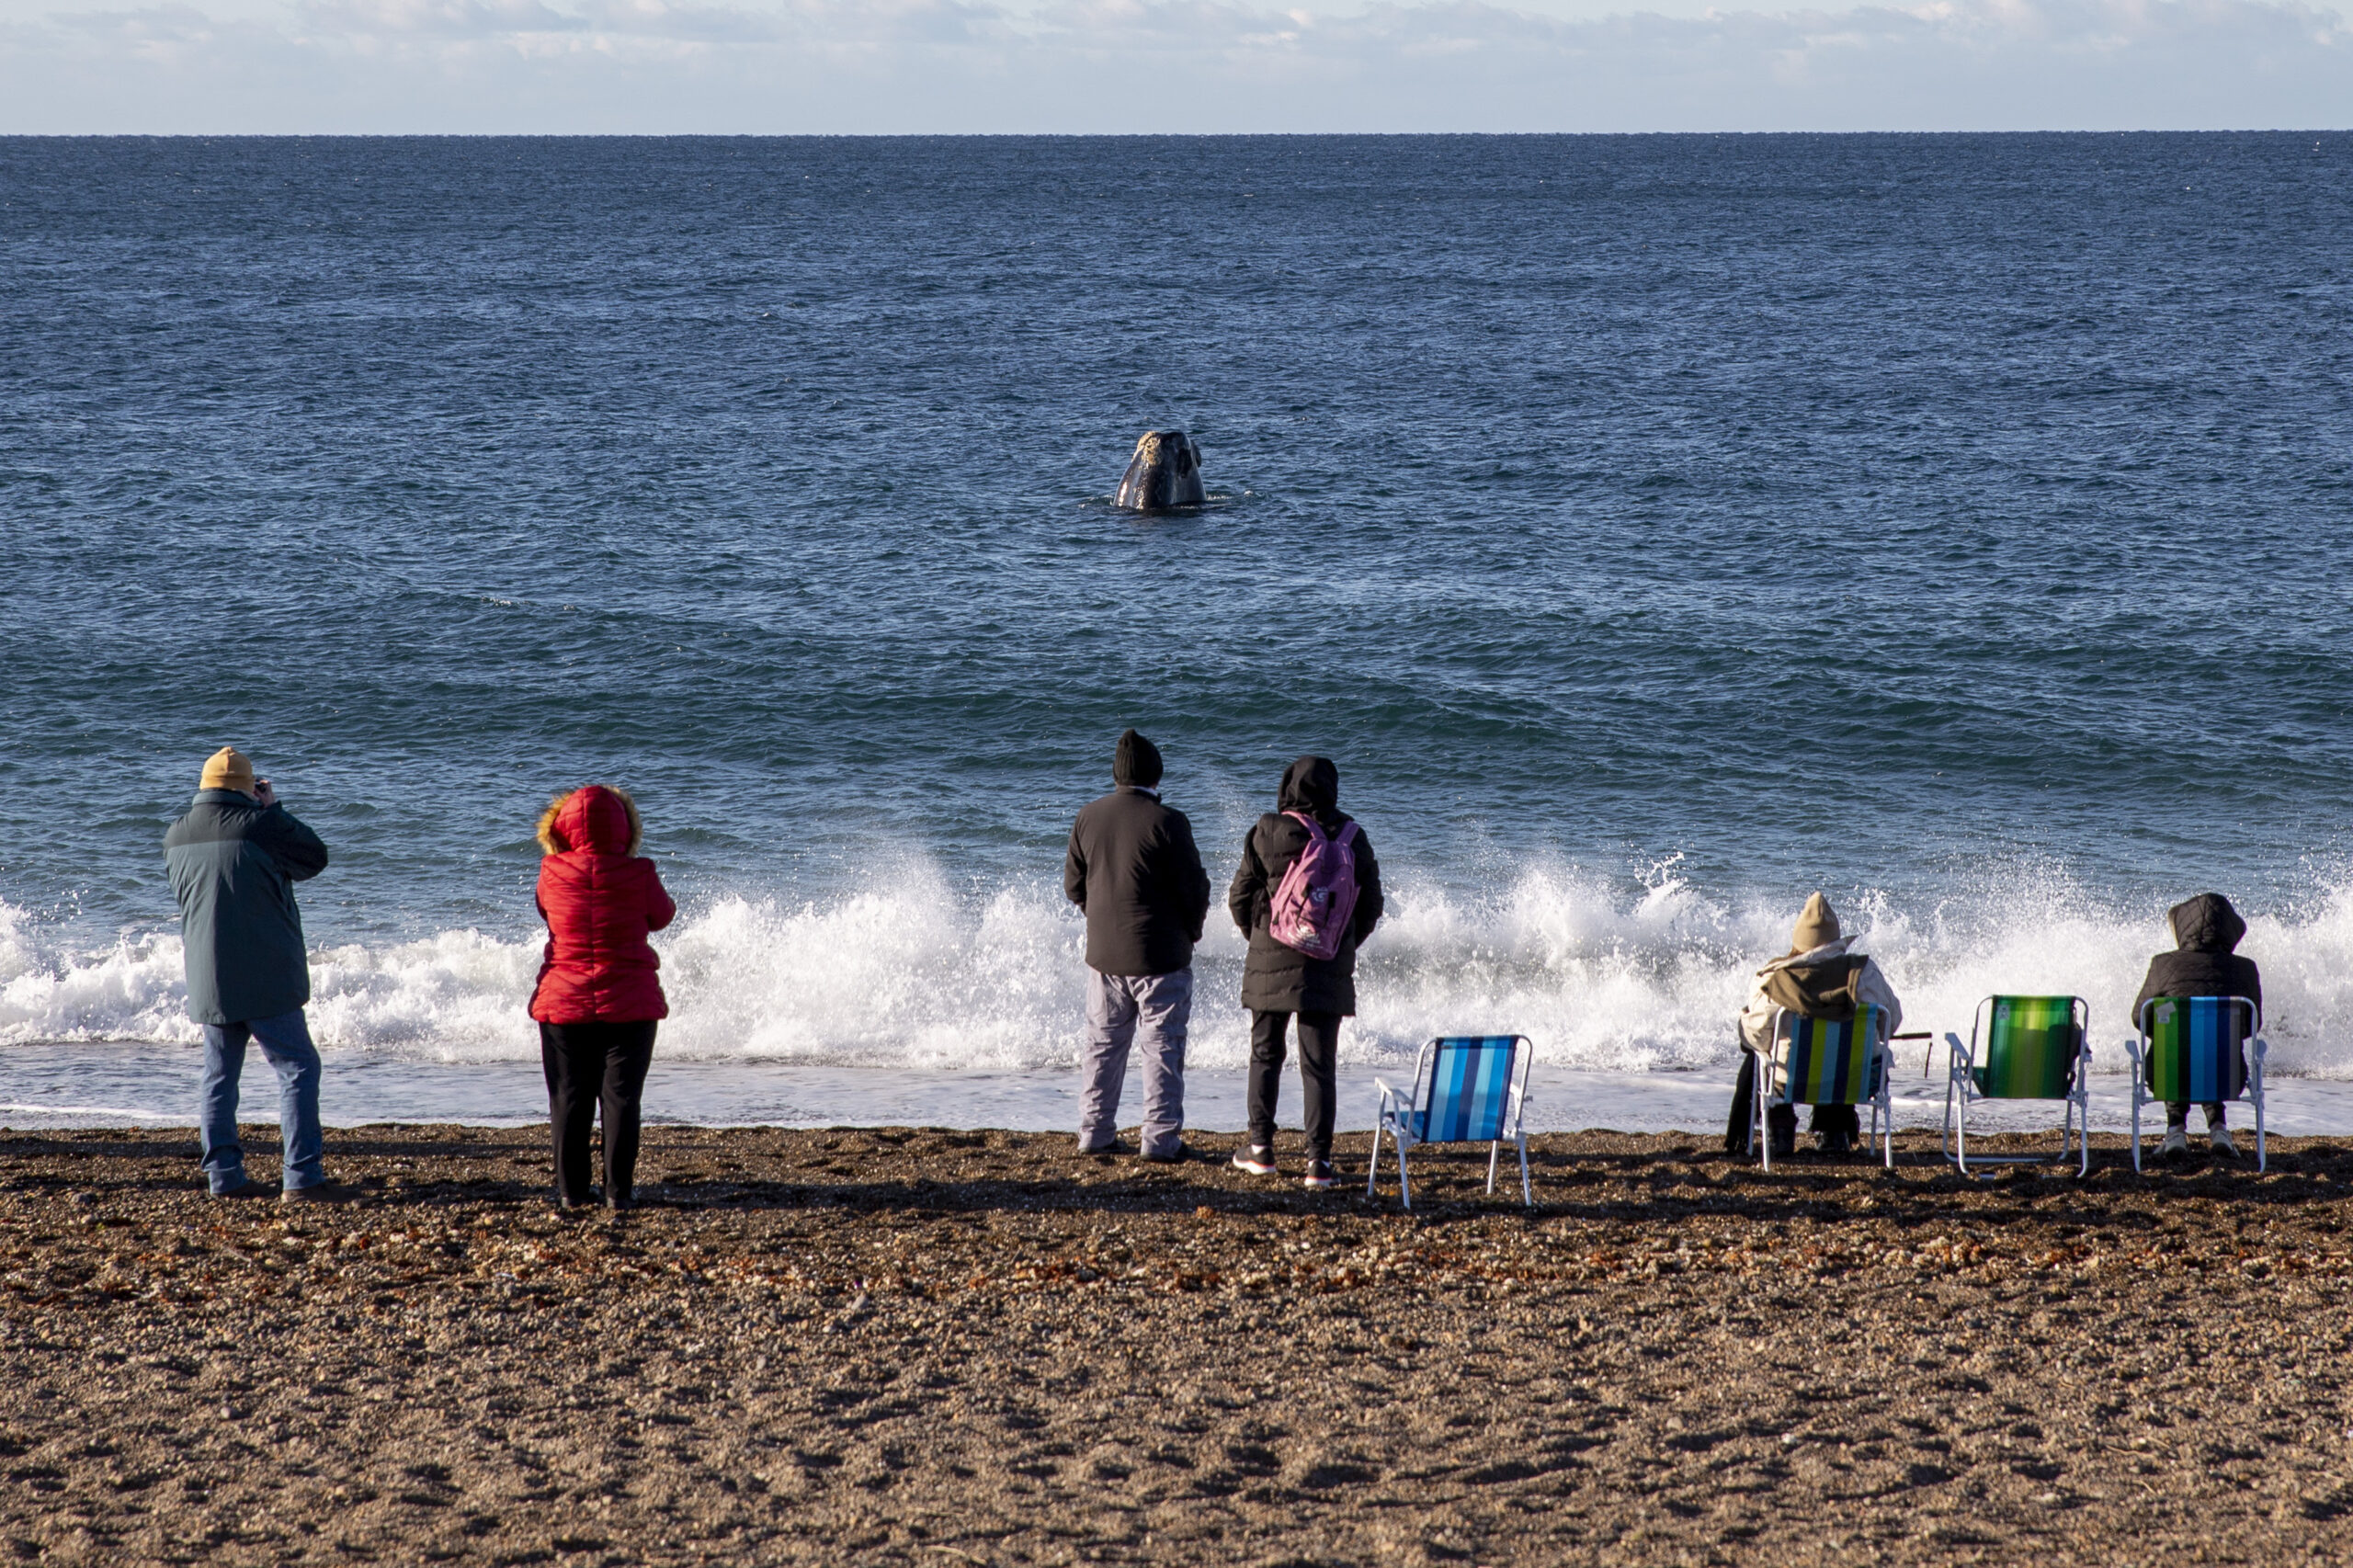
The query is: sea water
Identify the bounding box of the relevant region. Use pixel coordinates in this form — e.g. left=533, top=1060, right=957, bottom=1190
left=3, top=134, right=2350, bottom=1132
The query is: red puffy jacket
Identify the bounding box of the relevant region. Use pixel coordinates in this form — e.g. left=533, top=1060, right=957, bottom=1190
left=529, top=786, right=677, bottom=1024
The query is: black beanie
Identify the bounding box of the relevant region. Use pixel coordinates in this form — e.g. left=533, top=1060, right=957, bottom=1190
left=1113, top=729, right=1164, bottom=788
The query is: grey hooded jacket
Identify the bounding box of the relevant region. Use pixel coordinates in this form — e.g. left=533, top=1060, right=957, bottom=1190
left=164, top=790, right=331, bottom=1026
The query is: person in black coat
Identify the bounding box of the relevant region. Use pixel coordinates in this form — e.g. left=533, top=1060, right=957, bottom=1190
left=2130, top=892, right=2264, bottom=1160
left=1064, top=730, right=1212, bottom=1160
left=1224, top=756, right=1384, bottom=1188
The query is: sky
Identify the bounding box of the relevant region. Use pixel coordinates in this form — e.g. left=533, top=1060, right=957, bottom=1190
left=0, top=0, right=2347, bottom=132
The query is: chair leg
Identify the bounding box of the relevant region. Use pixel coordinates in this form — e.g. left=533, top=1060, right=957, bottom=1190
left=1366, top=1122, right=1384, bottom=1200
left=2255, top=1078, right=2267, bottom=1175
left=1879, top=1092, right=1894, bottom=1169
left=1518, top=1131, right=1532, bottom=1208
left=2131, top=1083, right=2143, bottom=1176
left=1397, top=1145, right=1413, bottom=1211
left=1485, top=1140, right=1500, bottom=1195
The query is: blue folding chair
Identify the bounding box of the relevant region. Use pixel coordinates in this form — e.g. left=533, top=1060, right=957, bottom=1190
left=1368, top=1036, right=1533, bottom=1210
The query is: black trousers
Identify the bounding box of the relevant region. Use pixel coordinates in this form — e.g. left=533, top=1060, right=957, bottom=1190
left=540, top=1020, right=657, bottom=1204
left=1248, top=1009, right=1341, bottom=1162
left=1725, top=1050, right=1860, bottom=1153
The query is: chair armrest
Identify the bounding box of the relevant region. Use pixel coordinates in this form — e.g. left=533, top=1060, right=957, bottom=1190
left=2120, top=1035, right=2145, bottom=1069
left=1942, top=1032, right=1971, bottom=1076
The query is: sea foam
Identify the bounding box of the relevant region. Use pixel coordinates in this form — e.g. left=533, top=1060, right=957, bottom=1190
left=6, top=862, right=2352, bottom=1078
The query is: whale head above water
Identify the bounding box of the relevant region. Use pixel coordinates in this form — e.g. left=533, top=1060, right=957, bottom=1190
left=1115, top=430, right=1206, bottom=510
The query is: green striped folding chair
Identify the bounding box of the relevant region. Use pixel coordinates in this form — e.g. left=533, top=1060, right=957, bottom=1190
left=2125, top=996, right=2268, bottom=1173
left=1750, top=1006, right=1894, bottom=1171
left=1368, top=1036, right=1532, bottom=1210
left=1941, top=995, right=2092, bottom=1177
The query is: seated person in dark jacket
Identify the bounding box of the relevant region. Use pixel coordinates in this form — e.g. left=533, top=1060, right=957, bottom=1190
left=1063, top=730, right=1211, bottom=1162
left=2131, top=892, right=2263, bottom=1162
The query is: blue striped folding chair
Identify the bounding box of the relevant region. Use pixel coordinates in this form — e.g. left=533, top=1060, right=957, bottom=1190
left=1367, top=1036, right=1532, bottom=1210
left=2125, top=996, right=2268, bottom=1173
left=1750, top=1006, right=1894, bottom=1172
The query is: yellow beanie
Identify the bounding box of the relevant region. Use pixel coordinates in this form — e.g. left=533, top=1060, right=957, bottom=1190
left=199, top=746, right=255, bottom=793
left=1790, top=892, right=1841, bottom=953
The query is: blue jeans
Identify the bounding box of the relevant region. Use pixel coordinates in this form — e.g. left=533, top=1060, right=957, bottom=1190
left=199, top=1009, right=325, bottom=1194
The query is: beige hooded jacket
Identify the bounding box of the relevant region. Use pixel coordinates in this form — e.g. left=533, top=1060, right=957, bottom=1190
left=1737, top=894, right=1904, bottom=1054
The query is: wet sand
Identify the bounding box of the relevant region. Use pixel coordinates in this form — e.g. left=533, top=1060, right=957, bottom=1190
left=3, top=1123, right=2350, bottom=1565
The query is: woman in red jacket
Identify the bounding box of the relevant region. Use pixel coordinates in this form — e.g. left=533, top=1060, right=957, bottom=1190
left=530, top=785, right=676, bottom=1211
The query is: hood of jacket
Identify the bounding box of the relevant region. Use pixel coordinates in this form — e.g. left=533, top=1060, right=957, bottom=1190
left=2168, top=892, right=2246, bottom=954
left=542, top=785, right=638, bottom=856
left=1277, top=756, right=1341, bottom=823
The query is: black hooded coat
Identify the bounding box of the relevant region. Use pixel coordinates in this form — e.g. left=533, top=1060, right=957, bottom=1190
left=2130, top=892, right=2263, bottom=1029
left=1226, top=757, right=1384, bottom=1015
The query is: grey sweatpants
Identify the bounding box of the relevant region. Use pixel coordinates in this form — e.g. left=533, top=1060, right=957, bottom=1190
left=1079, top=968, right=1193, bottom=1159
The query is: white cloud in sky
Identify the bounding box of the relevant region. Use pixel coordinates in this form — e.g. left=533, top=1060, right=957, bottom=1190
left=1, top=0, right=2347, bottom=130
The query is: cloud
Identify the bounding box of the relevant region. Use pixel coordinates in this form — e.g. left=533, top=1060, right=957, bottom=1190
left=3, top=0, right=2348, bottom=129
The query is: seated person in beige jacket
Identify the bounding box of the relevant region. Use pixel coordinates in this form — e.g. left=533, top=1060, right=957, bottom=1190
left=1725, top=892, right=1904, bottom=1158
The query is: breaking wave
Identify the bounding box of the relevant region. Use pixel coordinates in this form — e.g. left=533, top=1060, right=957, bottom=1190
left=6, top=860, right=2353, bottom=1078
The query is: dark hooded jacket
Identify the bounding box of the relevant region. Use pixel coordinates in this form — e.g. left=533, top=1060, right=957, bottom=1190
left=164, top=790, right=331, bottom=1026
left=1063, top=786, right=1211, bottom=976
left=530, top=786, right=677, bottom=1025
left=1226, top=757, right=1384, bottom=1015
left=2131, top=892, right=2262, bottom=1031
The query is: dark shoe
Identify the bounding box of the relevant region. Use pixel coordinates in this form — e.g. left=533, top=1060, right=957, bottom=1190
left=1302, top=1160, right=1339, bottom=1190
left=281, top=1181, right=356, bottom=1205
left=210, top=1177, right=273, bottom=1200
left=1817, top=1129, right=1856, bottom=1158
left=1768, top=1131, right=1796, bottom=1159
left=1140, top=1142, right=1188, bottom=1165
left=1078, top=1138, right=1131, bottom=1159
left=1231, top=1145, right=1279, bottom=1176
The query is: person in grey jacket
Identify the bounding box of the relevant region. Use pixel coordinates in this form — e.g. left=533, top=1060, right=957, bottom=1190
left=1063, top=730, right=1211, bottom=1161
left=163, top=747, right=341, bottom=1201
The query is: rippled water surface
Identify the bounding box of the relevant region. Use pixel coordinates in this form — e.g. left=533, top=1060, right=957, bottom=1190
left=4, top=134, right=2350, bottom=1083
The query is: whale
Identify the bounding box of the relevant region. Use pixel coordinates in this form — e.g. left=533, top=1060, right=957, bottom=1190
left=1115, top=430, right=1207, bottom=510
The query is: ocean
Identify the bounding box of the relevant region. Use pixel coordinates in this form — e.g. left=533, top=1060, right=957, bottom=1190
left=4, top=132, right=2351, bottom=1131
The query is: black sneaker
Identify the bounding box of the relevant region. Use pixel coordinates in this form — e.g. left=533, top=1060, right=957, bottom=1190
left=1817, top=1129, right=1856, bottom=1158
left=1302, top=1160, right=1339, bottom=1190
left=1141, top=1142, right=1188, bottom=1165
left=210, top=1178, right=273, bottom=1201
left=1231, top=1145, right=1278, bottom=1176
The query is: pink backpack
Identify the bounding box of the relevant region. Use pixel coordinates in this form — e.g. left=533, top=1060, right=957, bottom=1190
left=1268, top=812, right=1362, bottom=960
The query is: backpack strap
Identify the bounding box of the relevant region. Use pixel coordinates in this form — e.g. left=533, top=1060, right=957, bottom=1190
left=1335, top=822, right=1360, bottom=848
left=1282, top=811, right=1327, bottom=844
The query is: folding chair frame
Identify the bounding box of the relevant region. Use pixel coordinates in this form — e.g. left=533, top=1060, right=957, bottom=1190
left=1747, top=1006, right=1895, bottom=1172
left=1367, top=1036, right=1533, bottom=1210
left=2123, top=995, right=2268, bottom=1174
left=1942, top=995, right=2092, bottom=1178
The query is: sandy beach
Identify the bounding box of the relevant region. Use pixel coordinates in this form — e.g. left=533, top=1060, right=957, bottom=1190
left=4, top=1122, right=2350, bottom=1565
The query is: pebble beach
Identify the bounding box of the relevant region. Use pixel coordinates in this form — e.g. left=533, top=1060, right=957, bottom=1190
left=5, top=1123, right=2350, bottom=1565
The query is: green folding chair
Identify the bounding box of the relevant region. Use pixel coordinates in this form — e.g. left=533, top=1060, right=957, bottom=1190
left=1942, top=995, right=2091, bottom=1177
left=1750, top=1005, right=1894, bottom=1171
left=2124, top=995, right=2268, bottom=1174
